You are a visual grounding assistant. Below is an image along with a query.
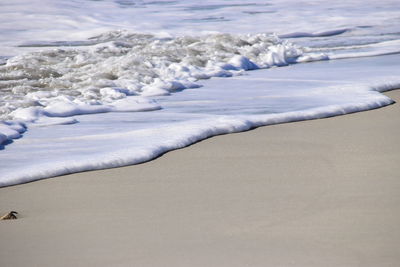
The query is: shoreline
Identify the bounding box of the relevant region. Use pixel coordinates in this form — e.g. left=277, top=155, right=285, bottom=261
left=1, top=90, right=399, bottom=266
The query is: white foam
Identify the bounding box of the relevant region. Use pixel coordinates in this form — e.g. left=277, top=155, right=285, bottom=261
left=8, top=96, right=161, bottom=121
left=0, top=33, right=313, bottom=123
left=0, top=121, right=26, bottom=146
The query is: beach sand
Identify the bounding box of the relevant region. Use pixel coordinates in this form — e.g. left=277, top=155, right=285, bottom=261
left=1, top=90, right=399, bottom=267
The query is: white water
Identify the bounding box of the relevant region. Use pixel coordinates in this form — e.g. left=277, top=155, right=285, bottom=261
left=1, top=0, right=400, bottom=186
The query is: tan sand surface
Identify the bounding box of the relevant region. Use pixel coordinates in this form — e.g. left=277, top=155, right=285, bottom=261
left=1, top=91, right=399, bottom=267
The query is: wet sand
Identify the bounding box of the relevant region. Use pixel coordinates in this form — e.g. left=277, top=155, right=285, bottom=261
left=1, top=91, right=399, bottom=267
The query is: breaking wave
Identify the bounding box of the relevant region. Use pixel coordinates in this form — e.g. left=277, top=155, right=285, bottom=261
left=0, top=31, right=325, bottom=122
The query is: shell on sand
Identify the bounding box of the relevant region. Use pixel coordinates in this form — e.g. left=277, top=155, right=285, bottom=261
left=0, top=211, right=18, bottom=220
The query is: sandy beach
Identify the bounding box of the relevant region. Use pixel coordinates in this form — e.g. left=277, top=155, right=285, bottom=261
left=1, top=90, right=399, bottom=267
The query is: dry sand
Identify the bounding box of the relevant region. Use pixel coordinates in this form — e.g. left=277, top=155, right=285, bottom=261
left=1, top=91, right=399, bottom=267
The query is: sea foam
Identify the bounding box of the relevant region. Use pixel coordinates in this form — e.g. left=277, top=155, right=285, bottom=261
left=0, top=32, right=323, bottom=145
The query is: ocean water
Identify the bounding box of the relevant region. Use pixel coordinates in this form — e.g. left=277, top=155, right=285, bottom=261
left=1, top=0, right=400, bottom=186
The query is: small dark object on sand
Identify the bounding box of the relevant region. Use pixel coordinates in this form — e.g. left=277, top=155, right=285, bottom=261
left=0, top=211, right=18, bottom=220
